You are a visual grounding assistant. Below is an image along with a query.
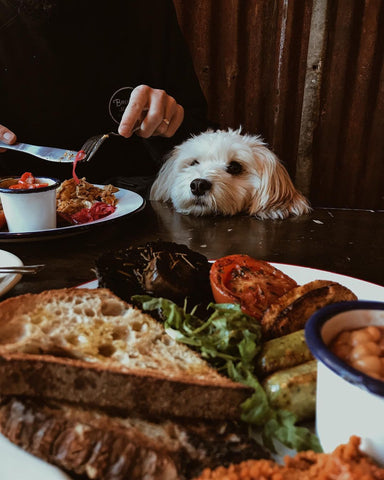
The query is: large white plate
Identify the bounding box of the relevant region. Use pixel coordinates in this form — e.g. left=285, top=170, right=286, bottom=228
left=271, top=263, right=384, bottom=301
left=0, top=263, right=383, bottom=479
left=0, top=187, right=145, bottom=242
left=0, top=249, right=23, bottom=297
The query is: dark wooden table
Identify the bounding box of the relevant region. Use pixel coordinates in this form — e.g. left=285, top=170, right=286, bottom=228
left=2, top=201, right=384, bottom=299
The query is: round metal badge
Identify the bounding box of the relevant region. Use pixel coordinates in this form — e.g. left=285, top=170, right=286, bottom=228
left=108, top=86, right=134, bottom=124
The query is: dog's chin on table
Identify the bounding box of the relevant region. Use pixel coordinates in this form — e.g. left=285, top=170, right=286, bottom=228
left=150, top=128, right=311, bottom=219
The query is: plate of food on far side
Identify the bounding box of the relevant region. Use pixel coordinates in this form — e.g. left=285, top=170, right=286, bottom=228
left=0, top=176, right=145, bottom=242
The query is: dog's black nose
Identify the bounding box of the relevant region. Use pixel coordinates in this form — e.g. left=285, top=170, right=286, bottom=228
left=190, top=178, right=212, bottom=196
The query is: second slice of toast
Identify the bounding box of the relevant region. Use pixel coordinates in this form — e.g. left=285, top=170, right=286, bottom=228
left=0, top=396, right=267, bottom=480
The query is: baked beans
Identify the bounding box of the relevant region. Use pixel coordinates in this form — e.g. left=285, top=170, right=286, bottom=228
left=329, top=326, right=384, bottom=381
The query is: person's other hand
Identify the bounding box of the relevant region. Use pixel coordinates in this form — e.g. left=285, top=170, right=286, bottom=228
left=118, top=85, right=184, bottom=139
left=0, top=125, right=17, bottom=152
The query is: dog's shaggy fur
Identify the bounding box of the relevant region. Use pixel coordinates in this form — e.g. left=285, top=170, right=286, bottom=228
left=150, top=129, right=311, bottom=219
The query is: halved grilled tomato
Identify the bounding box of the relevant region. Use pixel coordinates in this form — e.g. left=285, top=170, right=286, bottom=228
left=209, top=254, right=297, bottom=320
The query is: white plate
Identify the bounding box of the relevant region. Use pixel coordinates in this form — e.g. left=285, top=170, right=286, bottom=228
left=0, top=436, right=71, bottom=480
left=0, top=249, right=23, bottom=296
left=0, top=187, right=145, bottom=242
left=270, top=263, right=384, bottom=301
left=0, top=262, right=383, bottom=479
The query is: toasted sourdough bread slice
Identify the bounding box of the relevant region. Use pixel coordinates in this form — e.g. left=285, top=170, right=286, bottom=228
left=0, top=288, right=250, bottom=420
left=0, top=397, right=268, bottom=480
left=260, top=280, right=357, bottom=339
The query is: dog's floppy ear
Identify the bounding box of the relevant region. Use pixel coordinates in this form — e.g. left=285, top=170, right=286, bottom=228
left=149, top=148, right=179, bottom=201
left=247, top=145, right=311, bottom=219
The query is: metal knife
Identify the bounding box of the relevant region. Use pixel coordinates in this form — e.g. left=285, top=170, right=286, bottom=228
left=0, top=140, right=78, bottom=163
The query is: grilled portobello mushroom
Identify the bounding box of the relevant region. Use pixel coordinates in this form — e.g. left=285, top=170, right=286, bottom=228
left=95, top=241, right=213, bottom=307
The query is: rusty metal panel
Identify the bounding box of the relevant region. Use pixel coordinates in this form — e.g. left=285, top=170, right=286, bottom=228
left=173, top=1, right=312, bottom=173
left=173, top=0, right=384, bottom=209
left=311, top=0, right=384, bottom=209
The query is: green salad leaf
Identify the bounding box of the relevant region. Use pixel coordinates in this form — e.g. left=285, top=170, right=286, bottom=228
left=133, top=295, right=322, bottom=453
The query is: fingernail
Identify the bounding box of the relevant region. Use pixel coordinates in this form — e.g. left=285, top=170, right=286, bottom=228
left=3, top=132, right=14, bottom=142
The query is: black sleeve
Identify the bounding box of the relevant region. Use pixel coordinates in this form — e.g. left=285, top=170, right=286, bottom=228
left=140, top=0, right=210, bottom=165
left=0, top=0, right=210, bottom=181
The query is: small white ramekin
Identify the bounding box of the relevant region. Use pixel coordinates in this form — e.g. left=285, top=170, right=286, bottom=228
left=0, top=176, right=60, bottom=233
left=305, top=300, right=384, bottom=465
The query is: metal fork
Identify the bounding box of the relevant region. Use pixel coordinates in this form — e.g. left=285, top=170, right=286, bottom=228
left=80, top=115, right=146, bottom=162
left=0, top=264, right=45, bottom=275
left=79, top=132, right=122, bottom=163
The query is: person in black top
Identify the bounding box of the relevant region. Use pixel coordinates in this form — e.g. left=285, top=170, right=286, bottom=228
left=0, top=0, right=209, bottom=194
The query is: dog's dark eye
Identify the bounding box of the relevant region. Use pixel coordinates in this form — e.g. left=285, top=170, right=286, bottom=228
left=190, top=159, right=199, bottom=166
left=226, top=161, right=243, bottom=175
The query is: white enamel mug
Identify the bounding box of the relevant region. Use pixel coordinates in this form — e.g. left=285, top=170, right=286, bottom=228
left=306, top=301, right=384, bottom=465
left=0, top=176, right=60, bottom=233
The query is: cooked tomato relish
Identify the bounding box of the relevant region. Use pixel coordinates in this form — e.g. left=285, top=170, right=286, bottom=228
left=72, top=150, right=86, bottom=184
left=9, top=172, right=48, bottom=189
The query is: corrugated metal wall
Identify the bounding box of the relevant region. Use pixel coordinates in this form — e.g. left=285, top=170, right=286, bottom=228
left=173, top=0, right=384, bottom=210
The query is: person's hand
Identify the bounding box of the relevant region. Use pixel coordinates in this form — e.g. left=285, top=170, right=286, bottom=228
left=0, top=125, right=17, bottom=152
left=118, top=85, right=184, bottom=139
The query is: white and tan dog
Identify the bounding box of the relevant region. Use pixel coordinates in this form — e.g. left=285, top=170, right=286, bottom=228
left=150, top=128, right=311, bottom=219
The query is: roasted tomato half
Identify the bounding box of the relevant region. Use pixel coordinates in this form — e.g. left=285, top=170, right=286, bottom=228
left=209, top=254, right=297, bottom=320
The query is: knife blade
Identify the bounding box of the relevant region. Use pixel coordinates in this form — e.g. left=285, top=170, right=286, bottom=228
left=0, top=140, right=78, bottom=163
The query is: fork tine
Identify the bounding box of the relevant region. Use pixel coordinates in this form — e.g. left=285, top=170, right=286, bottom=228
left=80, top=132, right=122, bottom=162
left=80, top=136, right=99, bottom=154
left=80, top=134, right=110, bottom=162
left=80, top=122, right=144, bottom=162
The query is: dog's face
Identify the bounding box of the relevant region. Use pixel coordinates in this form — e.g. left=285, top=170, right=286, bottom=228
left=150, top=129, right=311, bottom=219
